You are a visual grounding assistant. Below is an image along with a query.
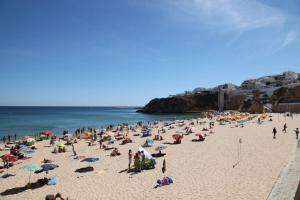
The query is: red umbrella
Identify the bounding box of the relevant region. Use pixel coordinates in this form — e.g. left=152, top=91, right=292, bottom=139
left=195, top=133, right=205, bottom=138
left=172, top=134, right=182, bottom=141
left=40, top=130, right=54, bottom=136
left=1, top=154, right=17, bottom=162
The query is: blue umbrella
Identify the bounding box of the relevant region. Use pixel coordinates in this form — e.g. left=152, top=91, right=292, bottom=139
left=21, top=163, right=42, bottom=183
left=146, top=139, right=154, bottom=145
left=19, top=146, right=35, bottom=154
left=41, top=164, right=59, bottom=171
left=18, top=144, right=28, bottom=149
left=81, top=157, right=99, bottom=163
left=155, top=145, right=167, bottom=152
left=21, top=164, right=42, bottom=172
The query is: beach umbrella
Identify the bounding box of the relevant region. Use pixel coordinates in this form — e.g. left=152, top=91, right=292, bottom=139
left=41, top=130, right=54, bottom=136
left=1, top=154, right=17, bottom=162
left=81, top=158, right=99, bottom=163
left=1, top=154, right=17, bottom=176
left=21, top=163, right=42, bottom=184
left=172, top=134, right=182, bottom=141
left=19, top=146, right=35, bottom=154
left=155, top=145, right=167, bottom=152
left=41, top=164, right=59, bottom=171
left=195, top=133, right=205, bottom=138
left=57, top=143, right=65, bottom=148
left=18, top=144, right=28, bottom=149
left=146, top=139, right=154, bottom=145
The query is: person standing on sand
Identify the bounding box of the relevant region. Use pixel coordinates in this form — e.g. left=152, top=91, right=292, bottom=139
left=295, top=128, right=299, bottom=140
left=162, top=158, right=166, bottom=175
left=273, top=128, right=277, bottom=139
left=128, top=149, right=132, bottom=170
left=72, top=143, right=77, bottom=156
left=99, top=139, right=102, bottom=149
left=283, top=123, right=287, bottom=133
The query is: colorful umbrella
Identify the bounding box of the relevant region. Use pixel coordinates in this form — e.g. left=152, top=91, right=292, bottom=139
left=155, top=145, right=167, bottom=152
left=40, top=130, right=54, bottom=136
left=57, top=143, right=65, bottom=148
left=195, top=133, right=205, bottom=137
left=172, top=134, right=182, bottom=141
left=1, top=154, right=17, bottom=162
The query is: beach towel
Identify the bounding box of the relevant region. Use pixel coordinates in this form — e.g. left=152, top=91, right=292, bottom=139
left=47, top=176, right=57, bottom=185
left=96, top=169, right=109, bottom=175
left=81, top=158, right=99, bottom=163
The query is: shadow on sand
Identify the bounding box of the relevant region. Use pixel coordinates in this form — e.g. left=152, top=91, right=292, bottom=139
left=1, top=178, right=49, bottom=196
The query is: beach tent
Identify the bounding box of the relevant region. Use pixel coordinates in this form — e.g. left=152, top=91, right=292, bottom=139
left=138, top=147, right=153, bottom=159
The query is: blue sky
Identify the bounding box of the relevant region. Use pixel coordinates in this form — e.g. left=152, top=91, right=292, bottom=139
left=0, top=0, right=299, bottom=106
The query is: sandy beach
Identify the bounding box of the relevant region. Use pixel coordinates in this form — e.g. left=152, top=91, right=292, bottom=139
left=0, top=113, right=299, bottom=200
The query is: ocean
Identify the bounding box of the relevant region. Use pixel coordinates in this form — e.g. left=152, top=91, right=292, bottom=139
left=0, top=106, right=200, bottom=137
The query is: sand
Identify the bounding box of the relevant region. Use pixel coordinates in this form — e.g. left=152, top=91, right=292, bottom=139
left=0, top=113, right=298, bottom=200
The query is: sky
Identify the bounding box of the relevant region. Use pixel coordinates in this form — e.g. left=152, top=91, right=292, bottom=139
left=0, top=0, right=300, bottom=106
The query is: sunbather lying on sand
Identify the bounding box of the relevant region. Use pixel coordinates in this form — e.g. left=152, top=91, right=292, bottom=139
left=102, top=144, right=114, bottom=150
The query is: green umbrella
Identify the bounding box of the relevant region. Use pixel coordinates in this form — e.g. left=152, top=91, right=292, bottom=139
left=21, top=164, right=42, bottom=184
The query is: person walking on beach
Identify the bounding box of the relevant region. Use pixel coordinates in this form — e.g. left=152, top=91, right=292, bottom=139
left=273, top=128, right=277, bottom=139
left=128, top=149, right=133, bottom=170
left=283, top=123, right=287, bottom=133
left=295, top=128, right=299, bottom=140
left=14, top=134, right=17, bottom=141
left=2, top=136, right=6, bottom=144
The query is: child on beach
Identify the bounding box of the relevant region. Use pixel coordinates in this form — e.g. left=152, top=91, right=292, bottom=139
left=128, top=149, right=132, bottom=170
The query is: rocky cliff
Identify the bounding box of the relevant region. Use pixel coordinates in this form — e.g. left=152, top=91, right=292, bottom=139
left=138, top=93, right=218, bottom=113
left=229, top=90, right=264, bottom=113
left=138, top=84, right=300, bottom=114
left=272, top=85, right=300, bottom=104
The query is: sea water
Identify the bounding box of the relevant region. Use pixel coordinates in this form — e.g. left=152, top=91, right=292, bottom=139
left=0, top=106, right=199, bottom=137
